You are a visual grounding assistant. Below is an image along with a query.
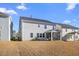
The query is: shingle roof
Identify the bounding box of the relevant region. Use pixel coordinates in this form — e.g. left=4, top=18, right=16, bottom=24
left=20, top=16, right=53, bottom=23
left=57, top=23, right=79, bottom=29
left=20, top=16, right=79, bottom=29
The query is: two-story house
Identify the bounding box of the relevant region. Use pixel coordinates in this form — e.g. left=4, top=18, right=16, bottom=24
left=0, top=12, right=12, bottom=41
left=19, top=16, right=79, bottom=41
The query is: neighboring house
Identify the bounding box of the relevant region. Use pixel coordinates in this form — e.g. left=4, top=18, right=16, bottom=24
left=0, top=12, right=12, bottom=41
left=19, top=16, right=79, bottom=41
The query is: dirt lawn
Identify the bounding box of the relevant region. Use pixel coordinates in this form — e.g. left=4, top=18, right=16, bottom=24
left=0, top=41, right=79, bottom=56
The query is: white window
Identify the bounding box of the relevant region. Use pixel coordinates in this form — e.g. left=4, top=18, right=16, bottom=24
left=53, top=25, right=56, bottom=30
left=38, top=24, right=40, bottom=28
left=72, top=29, right=74, bottom=32
left=44, top=25, right=47, bottom=29
left=37, top=33, right=39, bottom=37
left=75, top=35, right=78, bottom=39
left=66, top=28, right=67, bottom=32
left=52, top=26, right=54, bottom=30
left=43, top=33, right=45, bottom=37
left=30, top=33, right=33, bottom=38
left=40, top=33, right=42, bottom=37
left=37, top=33, right=45, bottom=38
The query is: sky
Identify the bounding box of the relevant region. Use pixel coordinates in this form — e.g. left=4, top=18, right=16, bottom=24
left=0, top=3, right=79, bottom=32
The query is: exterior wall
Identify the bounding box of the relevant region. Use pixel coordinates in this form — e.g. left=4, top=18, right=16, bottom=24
left=61, top=28, right=74, bottom=38
left=0, top=16, right=11, bottom=41
left=19, top=18, right=79, bottom=41
left=61, top=28, right=79, bottom=41
left=21, top=22, right=54, bottom=41
left=74, top=33, right=79, bottom=41
left=67, top=33, right=79, bottom=41
left=67, top=34, right=75, bottom=41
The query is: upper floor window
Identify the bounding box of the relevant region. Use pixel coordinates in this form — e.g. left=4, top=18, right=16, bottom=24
left=44, top=25, right=47, bottom=29
left=66, top=28, right=67, bottom=32
left=52, top=26, right=55, bottom=30
left=38, top=24, right=40, bottom=28
left=72, top=29, right=75, bottom=32
left=30, top=33, right=33, bottom=38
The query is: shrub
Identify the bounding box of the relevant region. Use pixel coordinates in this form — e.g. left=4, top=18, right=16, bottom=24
left=11, top=37, right=16, bottom=41
left=11, top=37, right=22, bottom=41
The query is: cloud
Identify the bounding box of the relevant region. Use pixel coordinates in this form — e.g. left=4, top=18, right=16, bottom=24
left=0, top=8, right=17, bottom=15
left=17, top=3, right=27, bottom=10
left=66, top=3, right=77, bottom=11
left=63, top=20, right=71, bottom=24
left=7, top=10, right=17, bottom=15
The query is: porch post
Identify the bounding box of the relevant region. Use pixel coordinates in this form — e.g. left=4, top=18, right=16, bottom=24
left=60, top=32, right=61, bottom=40
left=45, top=33, right=47, bottom=39
left=51, top=32, right=53, bottom=41
left=59, top=31, right=62, bottom=41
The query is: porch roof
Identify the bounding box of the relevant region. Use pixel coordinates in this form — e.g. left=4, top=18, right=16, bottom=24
left=45, top=29, right=60, bottom=33
left=68, top=32, right=79, bottom=34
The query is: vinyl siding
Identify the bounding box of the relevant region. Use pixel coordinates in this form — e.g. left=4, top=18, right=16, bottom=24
left=0, top=16, right=11, bottom=41
left=21, top=22, right=53, bottom=40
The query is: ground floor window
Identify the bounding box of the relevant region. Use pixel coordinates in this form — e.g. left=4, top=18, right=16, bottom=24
left=30, top=33, right=33, bottom=38
left=37, top=33, right=45, bottom=38
left=43, top=33, right=45, bottom=37
left=75, top=35, right=78, bottom=39
left=40, top=33, right=42, bottom=37
left=37, top=33, right=39, bottom=37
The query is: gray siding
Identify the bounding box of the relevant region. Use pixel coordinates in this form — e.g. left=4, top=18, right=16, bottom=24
left=0, top=16, right=11, bottom=41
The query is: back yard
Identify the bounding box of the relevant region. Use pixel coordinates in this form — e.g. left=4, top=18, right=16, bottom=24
left=0, top=41, right=79, bottom=56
